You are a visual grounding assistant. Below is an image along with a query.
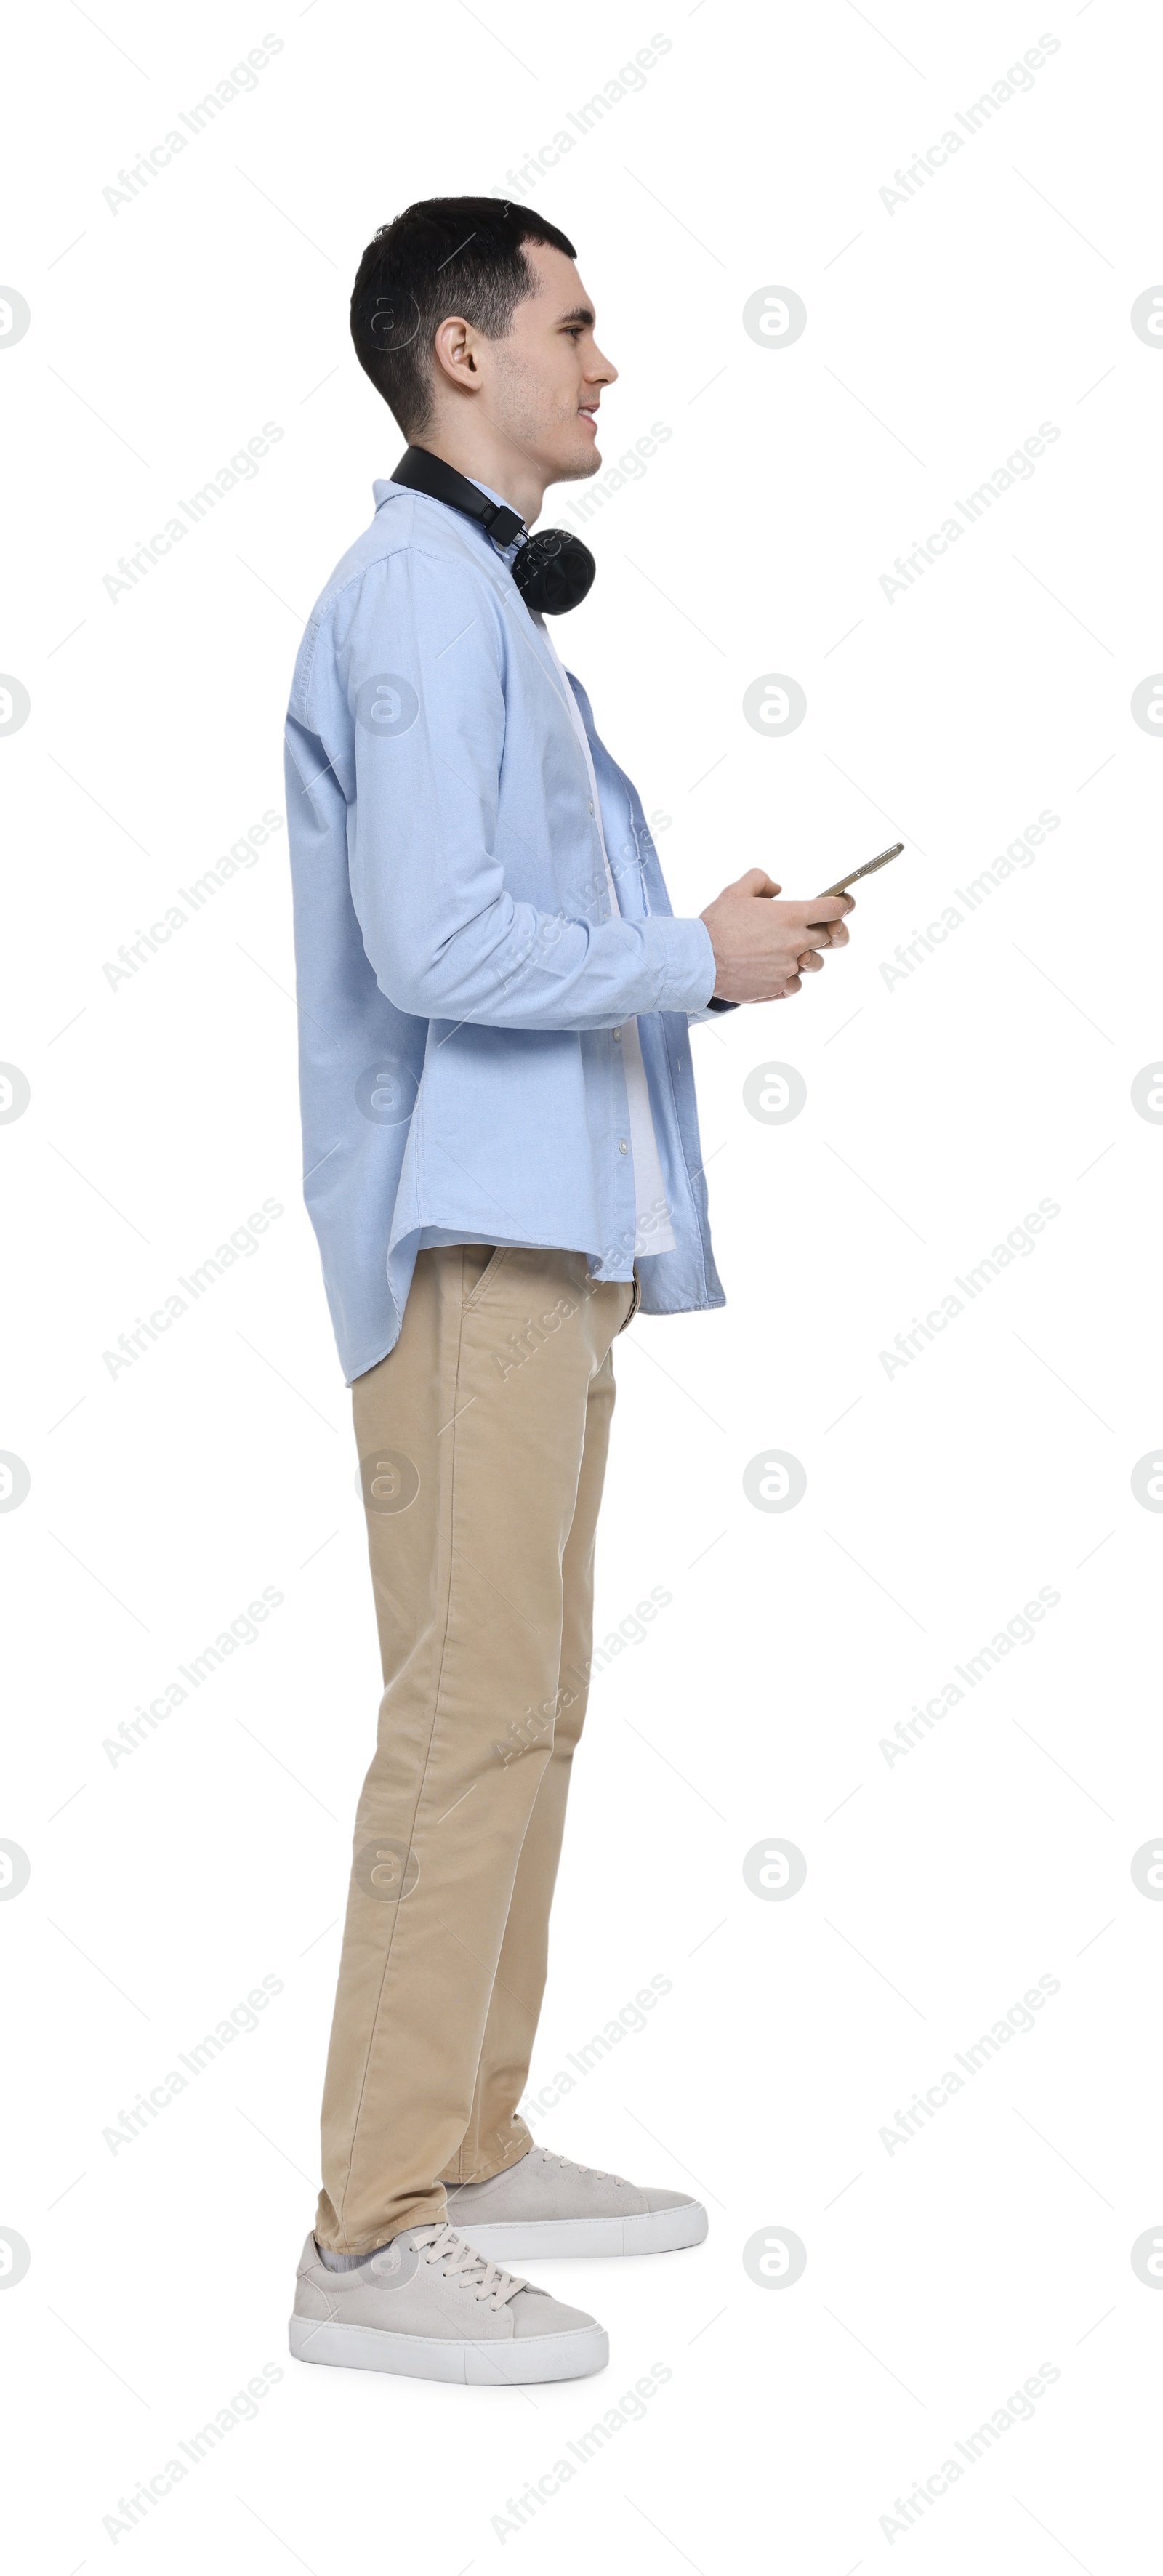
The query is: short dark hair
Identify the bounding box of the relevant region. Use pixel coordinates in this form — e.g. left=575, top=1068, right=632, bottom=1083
left=350, top=197, right=578, bottom=440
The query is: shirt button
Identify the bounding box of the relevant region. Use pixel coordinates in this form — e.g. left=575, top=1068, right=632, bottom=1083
left=588, top=800, right=595, bottom=814
left=613, top=1027, right=622, bottom=1041
left=618, top=1138, right=629, bottom=1154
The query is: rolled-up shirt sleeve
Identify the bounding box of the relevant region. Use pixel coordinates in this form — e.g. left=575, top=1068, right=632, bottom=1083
left=291, top=551, right=716, bottom=1032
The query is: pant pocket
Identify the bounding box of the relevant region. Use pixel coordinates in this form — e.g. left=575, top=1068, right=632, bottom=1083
left=462, top=1246, right=509, bottom=1307
left=616, top=1264, right=641, bottom=1333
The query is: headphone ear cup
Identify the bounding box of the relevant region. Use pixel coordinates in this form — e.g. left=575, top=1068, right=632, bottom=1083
left=512, top=529, right=596, bottom=614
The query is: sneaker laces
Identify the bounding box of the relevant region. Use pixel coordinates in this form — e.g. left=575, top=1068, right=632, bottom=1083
left=539, top=2147, right=613, bottom=2183
left=410, top=2222, right=525, bottom=2312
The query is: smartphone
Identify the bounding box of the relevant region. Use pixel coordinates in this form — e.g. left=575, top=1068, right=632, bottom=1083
left=818, top=841, right=904, bottom=899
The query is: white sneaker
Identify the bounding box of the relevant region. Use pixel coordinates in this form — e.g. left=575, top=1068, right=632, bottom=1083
left=444, top=2145, right=709, bottom=2259
left=289, top=2221, right=608, bottom=2386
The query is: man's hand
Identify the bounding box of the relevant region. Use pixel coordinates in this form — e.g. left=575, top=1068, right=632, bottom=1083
left=699, top=869, right=854, bottom=1003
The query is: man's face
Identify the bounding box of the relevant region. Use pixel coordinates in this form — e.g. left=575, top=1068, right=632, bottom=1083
left=483, top=241, right=618, bottom=483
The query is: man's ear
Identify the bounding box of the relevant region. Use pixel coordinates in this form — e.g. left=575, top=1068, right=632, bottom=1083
left=432, top=315, right=483, bottom=395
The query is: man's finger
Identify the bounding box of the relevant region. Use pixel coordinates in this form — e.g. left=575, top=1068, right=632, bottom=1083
left=792, top=894, right=854, bottom=925
left=794, top=920, right=844, bottom=954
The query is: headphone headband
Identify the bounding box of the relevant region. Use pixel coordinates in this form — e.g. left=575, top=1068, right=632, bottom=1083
left=390, top=445, right=526, bottom=546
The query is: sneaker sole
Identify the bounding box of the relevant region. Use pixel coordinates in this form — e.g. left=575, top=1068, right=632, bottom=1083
left=288, top=2311, right=608, bottom=2386
left=451, top=2203, right=709, bottom=2260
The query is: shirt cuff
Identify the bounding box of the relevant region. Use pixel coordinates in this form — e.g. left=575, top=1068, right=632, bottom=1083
left=650, top=915, right=719, bottom=1015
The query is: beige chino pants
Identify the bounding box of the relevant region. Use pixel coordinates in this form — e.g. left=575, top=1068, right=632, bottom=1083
left=315, top=1244, right=636, bottom=2253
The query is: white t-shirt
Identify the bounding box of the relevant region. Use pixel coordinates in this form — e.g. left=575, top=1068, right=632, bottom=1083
left=534, top=617, right=677, bottom=1259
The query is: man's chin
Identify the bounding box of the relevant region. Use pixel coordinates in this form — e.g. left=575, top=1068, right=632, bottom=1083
left=546, top=441, right=603, bottom=488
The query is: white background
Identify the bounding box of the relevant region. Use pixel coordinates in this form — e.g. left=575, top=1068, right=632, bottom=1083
left=3, top=1, right=1162, bottom=2567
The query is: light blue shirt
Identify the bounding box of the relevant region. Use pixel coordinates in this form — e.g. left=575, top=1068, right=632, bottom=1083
left=284, top=475, right=725, bottom=1382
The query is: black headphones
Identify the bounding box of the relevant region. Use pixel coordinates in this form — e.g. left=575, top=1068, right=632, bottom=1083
left=390, top=446, right=596, bottom=615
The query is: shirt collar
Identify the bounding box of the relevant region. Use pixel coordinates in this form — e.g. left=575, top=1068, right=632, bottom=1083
left=371, top=470, right=527, bottom=565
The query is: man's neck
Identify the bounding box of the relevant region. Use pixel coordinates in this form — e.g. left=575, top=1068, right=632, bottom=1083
left=413, top=427, right=546, bottom=531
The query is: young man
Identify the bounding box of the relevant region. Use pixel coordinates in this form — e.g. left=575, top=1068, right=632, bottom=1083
left=284, top=198, right=852, bottom=2386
